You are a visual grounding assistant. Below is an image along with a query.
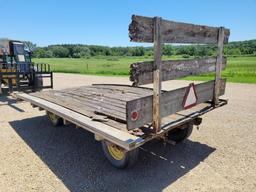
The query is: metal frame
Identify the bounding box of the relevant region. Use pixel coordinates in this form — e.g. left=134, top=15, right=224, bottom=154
left=0, top=63, right=53, bottom=92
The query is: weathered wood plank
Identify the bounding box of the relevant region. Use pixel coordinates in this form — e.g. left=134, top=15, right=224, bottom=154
left=32, top=91, right=126, bottom=120
left=126, top=79, right=226, bottom=130
left=31, top=92, right=128, bottom=130
left=69, top=85, right=152, bottom=101
left=129, top=15, right=230, bottom=44
left=92, top=84, right=153, bottom=95
left=130, top=57, right=227, bottom=85
left=55, top=91, right=127, bottom=110
left=152, top=17, right=162, bottom=133
left=213, top=27, right=225, bottom=105
left=59, top=89, right=128, bottom=106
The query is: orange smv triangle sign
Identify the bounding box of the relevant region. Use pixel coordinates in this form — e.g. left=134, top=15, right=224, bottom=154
left=182, top=83, right=198, bottom=109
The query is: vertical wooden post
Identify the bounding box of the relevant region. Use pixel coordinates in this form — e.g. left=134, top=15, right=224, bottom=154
left=213, top=27, right=224, bottom=105
left=152, top=17, right=162, bottom=133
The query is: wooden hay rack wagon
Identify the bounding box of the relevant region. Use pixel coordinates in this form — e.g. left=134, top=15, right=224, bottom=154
left=17, top=15, right=230, bottom=168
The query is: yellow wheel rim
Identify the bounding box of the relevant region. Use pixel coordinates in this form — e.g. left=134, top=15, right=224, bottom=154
left=107, top=144, right=125, bottom=160
left=48, top=112, right=58, bottom=123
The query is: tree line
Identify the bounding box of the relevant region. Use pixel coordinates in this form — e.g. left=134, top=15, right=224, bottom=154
left=29, top=39, right=256, bottom=58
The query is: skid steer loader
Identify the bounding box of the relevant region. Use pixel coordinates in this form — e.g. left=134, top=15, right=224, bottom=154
left=0, top=39, right=53, bottom=94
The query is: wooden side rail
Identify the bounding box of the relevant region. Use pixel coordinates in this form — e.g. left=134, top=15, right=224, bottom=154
left=129, top=15, right=230, bottom=44
left=130, top=57, right=227, bottom=85
left=126, top=79, right=226, bottom=130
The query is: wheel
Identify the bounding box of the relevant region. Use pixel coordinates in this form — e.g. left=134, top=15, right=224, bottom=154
left=167, top=123, right=193, bottom=143
left=47, top=111, right=63, bottom=126
left=101, top=140, right=139, bottom=169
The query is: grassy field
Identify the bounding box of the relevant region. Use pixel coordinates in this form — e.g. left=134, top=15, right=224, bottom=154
left=33, top=56, right=256, bottom=83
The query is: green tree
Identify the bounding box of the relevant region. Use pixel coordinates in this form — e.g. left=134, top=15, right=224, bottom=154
left=45, top=50, right=53, bottom=58
left=131, top=47, right=145, bottom=56
left=23, top=41, right=37, bottom=51
left=197, top=46, right=210, bottom=56
left=50, top=46, right=69, bottom=57
left=187, top=46, right=197, bottom=56
left=175, top=46, right=190, bottom=55
left=163, top=45, right=174, bottom=55
left=228, top=48, right=241, bottom=56
left=34, top=48, right=46, bottom=58
left=73, top=46, right=91, bottom=58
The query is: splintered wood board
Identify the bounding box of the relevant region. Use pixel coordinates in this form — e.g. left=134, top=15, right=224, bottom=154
left=129, top=15, right=230, bottom=44
left=130, top=57, right=227, bottom=85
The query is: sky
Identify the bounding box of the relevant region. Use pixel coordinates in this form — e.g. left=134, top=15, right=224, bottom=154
left=0, top=0, right=255, bottom=47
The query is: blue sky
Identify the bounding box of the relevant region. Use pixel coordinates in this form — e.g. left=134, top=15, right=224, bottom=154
left=1, top=0, right=255, bottom=47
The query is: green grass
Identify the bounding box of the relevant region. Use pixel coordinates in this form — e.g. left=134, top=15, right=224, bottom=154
left=33, top=56, right=149, bottom=76
left=33, top=56, right=256, bottom=83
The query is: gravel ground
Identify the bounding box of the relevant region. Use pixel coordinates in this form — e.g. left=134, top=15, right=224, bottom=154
left=0, top=73, right=256, bottom=192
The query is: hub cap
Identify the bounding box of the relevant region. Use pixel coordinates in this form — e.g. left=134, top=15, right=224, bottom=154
left=107, top=144, right=125, bottom=160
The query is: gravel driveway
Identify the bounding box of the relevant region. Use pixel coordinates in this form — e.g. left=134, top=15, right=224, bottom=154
left=0, top=73, right=256, bottom=192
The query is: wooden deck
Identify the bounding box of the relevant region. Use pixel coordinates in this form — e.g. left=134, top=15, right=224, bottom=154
left=29, top=83, right=226, bottom=131
left=30, top=84, right=155, bottom=130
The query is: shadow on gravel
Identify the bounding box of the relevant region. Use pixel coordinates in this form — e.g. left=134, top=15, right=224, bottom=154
left=10, top=116, right=215, bottom=192
left=0, top=94, right=24, bottom=112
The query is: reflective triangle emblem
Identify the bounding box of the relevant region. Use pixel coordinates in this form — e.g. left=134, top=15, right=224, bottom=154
left=183, top=83, right=198, bottom=109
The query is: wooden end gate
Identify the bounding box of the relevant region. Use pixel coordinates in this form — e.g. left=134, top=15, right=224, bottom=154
left=128, top=15, right=229, bottom=132
left=17, top=15, right=230, bottom=168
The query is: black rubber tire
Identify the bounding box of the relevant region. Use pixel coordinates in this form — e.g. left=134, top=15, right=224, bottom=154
left=47, top=111, right=63, bottom=127
left=101, top=140, right=139, bottom=169
left=167, top=123, right=193, bottom=143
